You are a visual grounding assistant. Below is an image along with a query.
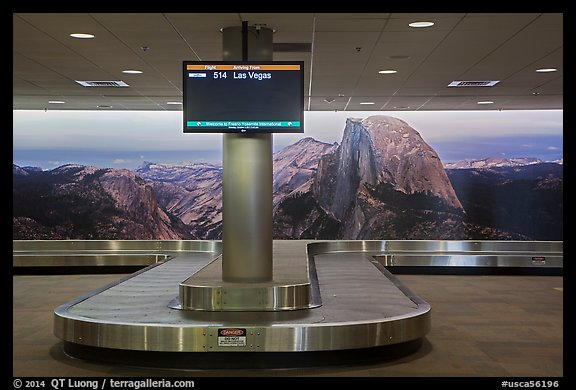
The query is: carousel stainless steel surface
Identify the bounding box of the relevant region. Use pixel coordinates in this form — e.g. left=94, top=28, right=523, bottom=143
left=13, top=239, right=221, bottom=252
left=13, top=240, right=221, bottom=267
left=13, top=239, right=562, bottom=269
left=52, top=240, right=430, bottom=352
left=12, top=253, right=169, bottom=267
left=307, top=240, right=563, bottom=269
left=178, top=252, right=319, bottom=311
left=10, top=239, right=562, bottom=356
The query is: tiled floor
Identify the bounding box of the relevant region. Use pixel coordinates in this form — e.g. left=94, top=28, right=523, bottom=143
left=13, top=273, right=563, bottom=377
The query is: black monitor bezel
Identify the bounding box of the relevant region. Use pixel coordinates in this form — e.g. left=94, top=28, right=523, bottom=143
left=182, top=60, right=305, bottom=134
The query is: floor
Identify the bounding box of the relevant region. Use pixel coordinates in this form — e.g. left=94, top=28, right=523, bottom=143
left=13, top=272, right=563, bottom=377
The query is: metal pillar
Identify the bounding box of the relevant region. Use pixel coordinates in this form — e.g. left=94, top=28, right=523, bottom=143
left=221, top=24, right=274, bottom=282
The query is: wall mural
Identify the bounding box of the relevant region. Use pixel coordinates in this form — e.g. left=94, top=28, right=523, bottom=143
left=12, top=111, right=563, bottom=241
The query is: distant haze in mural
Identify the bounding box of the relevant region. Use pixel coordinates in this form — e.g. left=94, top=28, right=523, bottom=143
left=13, top=110, right=562, bottom=170
left=13, top=111, right=562, bottom=241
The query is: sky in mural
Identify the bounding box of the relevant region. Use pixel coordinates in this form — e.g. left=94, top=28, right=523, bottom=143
left=13, top=109, right=563, bottom=170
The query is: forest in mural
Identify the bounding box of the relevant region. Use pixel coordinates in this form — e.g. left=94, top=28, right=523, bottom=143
left=13, top=114, right=563, bottom=241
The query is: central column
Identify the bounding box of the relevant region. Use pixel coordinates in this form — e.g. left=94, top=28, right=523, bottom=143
left=221, top=25, right=273, bottom=283
left=179, top=24, right=314, bottom=311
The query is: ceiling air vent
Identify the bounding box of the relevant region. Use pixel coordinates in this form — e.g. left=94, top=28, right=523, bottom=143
left=75, top=80, right=130, bottom=87
left=448, top=80, right=500, bottom=87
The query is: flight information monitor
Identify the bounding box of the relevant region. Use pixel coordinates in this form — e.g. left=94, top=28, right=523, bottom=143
left=183, top=61, right=304, bottom=133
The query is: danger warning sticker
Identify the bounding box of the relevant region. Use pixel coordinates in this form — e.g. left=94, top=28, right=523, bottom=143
left=218, top=328, right=247, bottom=347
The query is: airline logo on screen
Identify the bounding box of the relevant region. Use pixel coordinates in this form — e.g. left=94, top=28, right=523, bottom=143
left=187, top=121, right=301, bottom=128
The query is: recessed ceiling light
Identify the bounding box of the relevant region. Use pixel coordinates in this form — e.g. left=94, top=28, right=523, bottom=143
left=70, top=33, right=95, bottom=39
left=378, top=70, right=397, bottom=74
left=477, top=101, right=494, bottom=104
left=360, top=102, right=375, bottom=105
left=535, top=68, right=557, bottom=73
left=122, top=70, right=143, bottom=74
left=408, top=21, right=435, bottom=28
left=97, top=105, right=112, bottom=108
left=166, top=101, right=182, bottom=105
left=48, top=100, right=65, bottom=104
left=393, top=106, right=410, bottom=109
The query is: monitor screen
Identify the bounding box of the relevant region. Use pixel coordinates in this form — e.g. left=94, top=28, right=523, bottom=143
left=183, top=61, right=304, bottom=133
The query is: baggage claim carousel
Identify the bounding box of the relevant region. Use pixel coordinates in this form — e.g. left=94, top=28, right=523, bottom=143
left=12, top=240, right=562, bottom=369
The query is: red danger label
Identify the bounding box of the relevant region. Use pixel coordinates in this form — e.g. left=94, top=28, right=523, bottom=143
left=219, top=328, right=245, bottom=336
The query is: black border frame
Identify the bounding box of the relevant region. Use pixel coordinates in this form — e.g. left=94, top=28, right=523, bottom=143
left=182, top=60, right=305, bottom=134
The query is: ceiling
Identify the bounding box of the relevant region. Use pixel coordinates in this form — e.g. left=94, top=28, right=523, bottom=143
left=13, top=13, right=563, bottom=112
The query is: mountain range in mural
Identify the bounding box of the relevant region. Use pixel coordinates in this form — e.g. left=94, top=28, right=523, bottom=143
left=13, top=115, right=563, bottom=241
left=295, top=115, right=466, bottom=239
left=13, top=164, right=194, bottom=240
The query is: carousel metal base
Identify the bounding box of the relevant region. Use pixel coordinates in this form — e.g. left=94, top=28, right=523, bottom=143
left=51, top=241, right=430, bottom=355
left=12, top=239, right=563, bottom=368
